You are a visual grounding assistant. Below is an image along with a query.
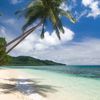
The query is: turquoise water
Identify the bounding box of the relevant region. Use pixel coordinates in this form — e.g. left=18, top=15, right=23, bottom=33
left=2, top=65, right=100, bottom=78
left=1, top=65, right=100, bottom=100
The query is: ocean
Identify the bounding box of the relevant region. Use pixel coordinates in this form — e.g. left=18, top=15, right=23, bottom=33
left=2, top=65, right=100, bottom=78
left=1, top=65, right=100, bottom=100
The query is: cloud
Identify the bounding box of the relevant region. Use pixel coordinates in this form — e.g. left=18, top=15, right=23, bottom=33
left=71, top=0, right=100, bottom=20
left=3, top=18, right=16, bottom=25
left=1, top=17, right=24, bottom=37
left=0, top=26, right=13, bottom=41
left=0, top=26, right=7, bottom=37
left=60, top=0, right=77, bottom=12
left=2, top=18, right=21, bottom=30
left=10, top=26, right=74, bottom=53
left=10, top=0, right=23, bottom=4
left=82, top=0, right=93, bottom=6
left=60, top=2, right=69, bottom=11
left=10, top=37, right=100, bottom=65
left=2, top=25, right=100, bottom=65
left=82, top=0, right=100, bottom=18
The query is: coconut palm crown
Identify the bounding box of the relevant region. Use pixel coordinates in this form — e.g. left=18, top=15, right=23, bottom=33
left=0, top=0, right=76, bottom=62
left=16, top=0, right=76, bottom=39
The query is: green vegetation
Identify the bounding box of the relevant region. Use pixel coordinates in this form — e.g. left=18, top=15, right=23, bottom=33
left=0, top=38, right=64, bottom=66
left=7, top=56, right=65, bottom=66
left=19, top=0, right=76, bottom=38
left=6, top=0, right=76, bottom=54
left=0, top=38, right=10, bottom=65
left=0, top=1, right=76, bottom=65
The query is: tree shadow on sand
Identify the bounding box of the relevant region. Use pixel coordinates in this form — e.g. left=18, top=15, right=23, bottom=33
left=0, top=78, right=57, bottom=97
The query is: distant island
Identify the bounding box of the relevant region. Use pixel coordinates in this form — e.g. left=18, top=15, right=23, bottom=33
left=7, top=56, right=65, bottom=66
left=0, top=37, right=64, bottom=66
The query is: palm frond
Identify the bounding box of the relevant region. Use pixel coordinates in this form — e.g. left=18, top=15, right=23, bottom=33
left=54, top=25, right=61, bottom=40
left=40, top=18, right=46, bottom=39
left=59, top=9, right=76, bottom=23
left=16, top=0, right=76, bottom=39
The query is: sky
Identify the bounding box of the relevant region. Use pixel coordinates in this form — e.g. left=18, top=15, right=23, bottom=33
left=0, top=0, right=100, bottom=65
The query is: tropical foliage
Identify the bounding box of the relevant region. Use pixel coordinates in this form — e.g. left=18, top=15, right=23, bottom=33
left=16, top=0, right=76, bottom=39
left=7, top=56, right=64, bottom=66
left=0, top=0, right=76, bottom=64
left=0, top=38, right=10, bottom=65
left=5, top=0, right=76, bottom=55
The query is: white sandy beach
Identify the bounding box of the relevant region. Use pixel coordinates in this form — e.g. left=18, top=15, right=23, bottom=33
left=0, top=69, right=65, bottom=100
left=0, top=69, right=47, bottom=100
left=0, top=68, right=100, bottom=100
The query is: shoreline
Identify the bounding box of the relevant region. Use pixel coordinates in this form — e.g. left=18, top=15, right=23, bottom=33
left=0, top=68, right=100, bottom=100
left=0, top=69, right=49, bottom=100
left=0, top=69, right=59, bottom=100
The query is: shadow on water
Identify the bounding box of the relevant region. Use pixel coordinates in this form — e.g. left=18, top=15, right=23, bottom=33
left=0, top=78, right=57, bottom=97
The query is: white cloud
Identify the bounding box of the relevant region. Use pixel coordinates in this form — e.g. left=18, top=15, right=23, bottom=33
left=0, top=26, right=13, bottom=41
left=10, top=0, right=23, bottom=4
left=1, top=18, right=20, bottom=31
left=3, top=26, right=100, bottom=65
left=60, top=0, right=77, bottom=11
left=0, top=26, right=7, bottom=37
left=10, top=37, right=100, bottom=65
left=3, top=18, right=16, bottom=25
left=82, top=0, right=93, bottom=6
left=60, top=2, right=69, bottom=11
left=9, top=27, right=74, bottom=53
left=1, top=18, right=24, bottom=36
left=30, top=38, right=100, bottom=65
left=87, top=1, right=100, bottom=18
left=82, top=0, right=100, bottom=18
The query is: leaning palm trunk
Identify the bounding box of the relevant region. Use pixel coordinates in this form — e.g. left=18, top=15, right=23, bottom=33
left=6, top=28, right=33, bottom=53
left=6, top=22, right=42, bottom=47
left=6, top=21, right=42, bottom=54
left=0, top=21, right=42, bottom=62
left=6, top=28, right=33, bottom=47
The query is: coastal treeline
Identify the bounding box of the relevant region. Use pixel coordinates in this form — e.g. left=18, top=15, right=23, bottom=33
left=0, top=38, right=10, bottom=65
left=0, top=38, right=64, bottom=66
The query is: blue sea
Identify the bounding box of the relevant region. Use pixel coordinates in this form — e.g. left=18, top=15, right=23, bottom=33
left=0, top=65, right=100, bottom=100
left=2, top=65, right=100, bottom=78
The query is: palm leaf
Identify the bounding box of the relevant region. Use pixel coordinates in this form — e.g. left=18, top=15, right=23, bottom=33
left=16, top=0, right=76, bottom=39
left=59, top=9, right=76, bottom=23
left=40, top=18, right=46, bottom=39
left=46, top=0, right=64, bottom=35
left=54, top=25, right=61, bottom=39
left=22, top=8, right=45, bottom=31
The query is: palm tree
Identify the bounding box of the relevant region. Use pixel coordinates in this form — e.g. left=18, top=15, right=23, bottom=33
left=6, top=0, right=76, bottom=53
left=0, top=38, right=10, bottom=65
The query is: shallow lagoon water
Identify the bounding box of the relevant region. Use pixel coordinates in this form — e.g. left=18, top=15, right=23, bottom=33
left=1, top=65, right=100, bottom=100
